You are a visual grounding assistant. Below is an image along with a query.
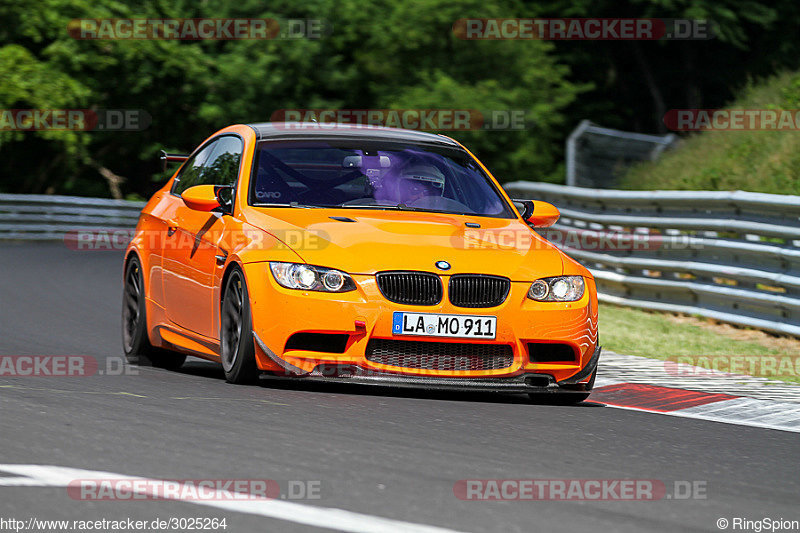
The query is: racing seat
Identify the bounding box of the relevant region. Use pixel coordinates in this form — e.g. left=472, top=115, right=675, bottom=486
left=253, top=160, right=298, bottom=204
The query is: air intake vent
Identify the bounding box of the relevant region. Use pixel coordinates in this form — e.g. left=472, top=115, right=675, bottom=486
left=448, top=274, right=511, bottom=308
left=376, top=271, right=442, bottom=306
left=528, top=343, right=577, bottom=363
left=366, top=339, right=514, bottom=371
left=285, top=333, right=349, bottom=353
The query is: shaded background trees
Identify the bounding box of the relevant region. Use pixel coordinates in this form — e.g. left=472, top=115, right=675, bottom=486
left=0, top=0, right=797, bottom=198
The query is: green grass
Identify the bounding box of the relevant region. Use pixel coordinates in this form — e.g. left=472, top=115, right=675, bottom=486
left=600, top=303, right=800, bottom=384
left=600, top=304, right=777, bottom=356
left=620, top=71, right=800, bottom=194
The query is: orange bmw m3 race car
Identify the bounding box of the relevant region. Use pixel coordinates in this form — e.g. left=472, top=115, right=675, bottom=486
left=122, top=122, right=600, bottom=403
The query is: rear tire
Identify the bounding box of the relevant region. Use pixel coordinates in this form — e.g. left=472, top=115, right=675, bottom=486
left=220, top=267, right=259, bottom=384
left=122, top=256, right=186, bottom=370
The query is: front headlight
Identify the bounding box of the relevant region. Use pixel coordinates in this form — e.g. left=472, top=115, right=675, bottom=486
left=269, top=262, right=356, bottom=292
left=527, top=276, right=584, bottom=302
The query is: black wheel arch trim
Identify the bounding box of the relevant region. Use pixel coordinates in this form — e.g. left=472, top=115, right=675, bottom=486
left=557, top=345, right=601, bottom=386
left=253, top=331, right=308, bottom=376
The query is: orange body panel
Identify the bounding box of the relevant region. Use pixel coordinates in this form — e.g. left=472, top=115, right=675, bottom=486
left=126, top=123, right=599, bottom=383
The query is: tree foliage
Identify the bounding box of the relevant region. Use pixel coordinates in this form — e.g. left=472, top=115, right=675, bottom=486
left=0, top=0, right=796, bottom=197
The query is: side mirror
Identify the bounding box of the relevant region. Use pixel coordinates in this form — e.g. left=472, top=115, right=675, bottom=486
left=181, top=185, right=221, bottom=212
left=513, top=199, right=560, bottom=227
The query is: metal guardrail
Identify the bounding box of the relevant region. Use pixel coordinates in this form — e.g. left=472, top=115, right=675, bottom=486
left=566, top=120, right=677, bottom=188
left=505, top=181, right=800, bottom=338
left=2, top=188, right=799, bottom=337
left=0, top=194, right=144, bottom=240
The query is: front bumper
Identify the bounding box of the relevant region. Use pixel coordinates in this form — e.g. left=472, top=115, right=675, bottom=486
left=244, top=264, right=600, bottom=384
left=259, top=345, right=601, bottom=393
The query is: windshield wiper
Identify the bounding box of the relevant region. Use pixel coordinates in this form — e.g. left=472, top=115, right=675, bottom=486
left=338, top=203, right=421, bottom=211
left=253, top=202, right=324, bottom=209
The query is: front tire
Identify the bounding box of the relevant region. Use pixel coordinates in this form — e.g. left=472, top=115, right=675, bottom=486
left=122, top=256, right=186, bottom=370
left=528, top=392, right=591, bottom=405
left=528, top=368, right=596, bottom=405
left=220, top=267, right=259, bottom=384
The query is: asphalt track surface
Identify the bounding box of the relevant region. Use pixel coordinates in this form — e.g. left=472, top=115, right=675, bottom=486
left=0, top=242, right=797, bottom=532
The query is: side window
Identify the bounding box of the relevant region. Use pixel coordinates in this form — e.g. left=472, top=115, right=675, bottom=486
left=172, top=140, right=218, bottom=196
left=203, top=136, right=243, bottom=187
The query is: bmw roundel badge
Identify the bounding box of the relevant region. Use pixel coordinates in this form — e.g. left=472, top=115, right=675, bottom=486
left=435, top=261, right=451, bottom=271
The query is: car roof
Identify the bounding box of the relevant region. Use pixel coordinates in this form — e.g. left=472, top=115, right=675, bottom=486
left=246, top=122, right=461, bottom=147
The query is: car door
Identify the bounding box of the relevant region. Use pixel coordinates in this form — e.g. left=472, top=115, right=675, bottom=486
left=162, top=135, right=243, bottom=339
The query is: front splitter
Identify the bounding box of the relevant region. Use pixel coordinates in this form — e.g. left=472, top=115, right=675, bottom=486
left=259, top=370, right=592, bottom=394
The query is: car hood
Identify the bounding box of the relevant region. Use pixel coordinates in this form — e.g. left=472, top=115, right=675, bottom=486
left=242, top=208, right=564, bottom=280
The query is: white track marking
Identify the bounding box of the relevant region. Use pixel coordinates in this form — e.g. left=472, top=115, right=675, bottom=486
left=598, top=351, right=800, bottom=403
left=589, top=351, right=800, bottom=433
left=600, top=399, right=800, bottom=433
left=0, top=465, right=466, bottom=533
left=593, top=350, right=800, bottom=432
left=677, top=398, right=800, bottom=431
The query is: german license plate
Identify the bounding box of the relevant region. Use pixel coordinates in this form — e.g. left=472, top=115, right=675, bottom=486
left=392, top=312, right=497, bottom=339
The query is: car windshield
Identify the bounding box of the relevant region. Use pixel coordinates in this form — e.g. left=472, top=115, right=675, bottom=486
left=249, top=139, right=515, bottom=218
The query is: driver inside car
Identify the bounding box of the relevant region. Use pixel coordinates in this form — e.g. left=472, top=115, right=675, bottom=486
left=397, top=164, right=446, bottom=205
